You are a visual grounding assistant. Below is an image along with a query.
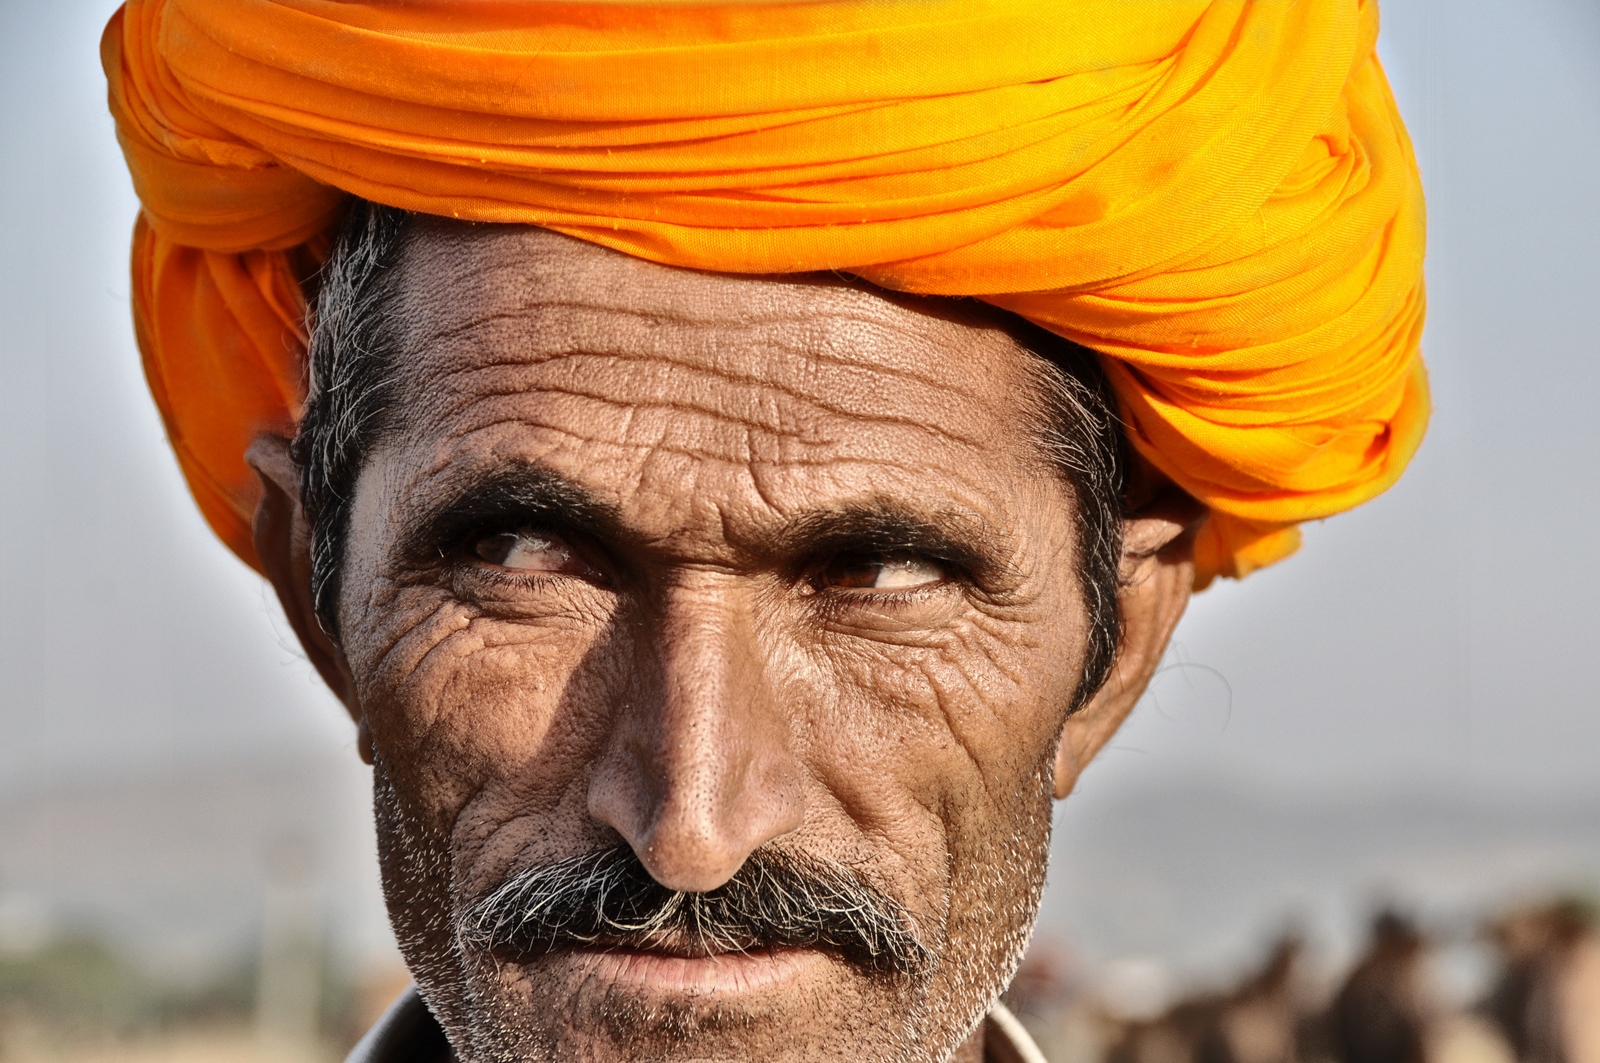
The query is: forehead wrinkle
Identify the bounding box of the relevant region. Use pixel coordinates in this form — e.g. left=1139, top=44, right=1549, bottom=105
left=402, top=222, right=976, bottom=339
left=394, top=301, right=1002, bottom=425
left=399, top=291, right=1016, bottom=402
left=390, top=406, right=997, bottom=487
left=385, top=242, right=1039, bottom=474
left=419, top=371, right=991, bottom=458
left=412, top=421, right=1003, bottom=517
left=383, top=403, right=1007, bottom=540
left=390, top=344, right=1003, bottom=480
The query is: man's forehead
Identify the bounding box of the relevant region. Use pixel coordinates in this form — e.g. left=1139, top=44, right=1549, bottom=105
left=390, top=218, right=1034, bottom=397
left=365, top=219, right=1059, bottom=546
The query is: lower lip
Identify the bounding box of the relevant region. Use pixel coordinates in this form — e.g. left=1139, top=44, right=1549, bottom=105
left=568, top=945, right=824, bottom=995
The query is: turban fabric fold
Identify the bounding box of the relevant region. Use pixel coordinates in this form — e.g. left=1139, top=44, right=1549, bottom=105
left=103, top=0, right=1428, bottom=587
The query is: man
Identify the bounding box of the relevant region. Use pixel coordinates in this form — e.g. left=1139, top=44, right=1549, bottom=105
left=103, top=2, right=1428, bottom=1061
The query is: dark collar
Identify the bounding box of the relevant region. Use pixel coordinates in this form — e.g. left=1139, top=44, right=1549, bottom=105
left=345, top=987, right=452, bottom=1063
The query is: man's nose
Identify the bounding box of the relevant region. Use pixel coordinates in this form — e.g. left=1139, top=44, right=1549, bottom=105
left=586, top=579, right=806, bottom=893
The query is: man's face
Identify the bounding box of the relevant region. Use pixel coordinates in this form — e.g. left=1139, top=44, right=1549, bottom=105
left=335, top=221, right=1097, bottom=1062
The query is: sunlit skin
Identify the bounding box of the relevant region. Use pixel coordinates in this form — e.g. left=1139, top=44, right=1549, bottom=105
left=250, top=221, right=1199, bottom=1062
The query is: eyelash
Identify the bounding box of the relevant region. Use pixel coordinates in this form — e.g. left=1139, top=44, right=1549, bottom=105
left=466, top=566, right=566, bottom=592
left=808, top=574, right=958, bottom=609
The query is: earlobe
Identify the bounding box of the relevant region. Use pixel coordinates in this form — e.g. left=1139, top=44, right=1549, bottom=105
left=245, top=434, right=365, bottom=743
left=1053, top=489, right=1204, bottom=799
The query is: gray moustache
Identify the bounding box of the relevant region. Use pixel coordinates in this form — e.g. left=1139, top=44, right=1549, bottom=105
left=458, top=844, right=931, bottom=977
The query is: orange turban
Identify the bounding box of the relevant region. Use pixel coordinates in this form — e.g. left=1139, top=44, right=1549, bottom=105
left=103, top=0, right=1427, bottom=588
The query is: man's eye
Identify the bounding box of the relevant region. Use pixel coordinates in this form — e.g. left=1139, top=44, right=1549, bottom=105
left=816, top=552, right=947, bottom=591
left=471, top=528, right=591, bottom=576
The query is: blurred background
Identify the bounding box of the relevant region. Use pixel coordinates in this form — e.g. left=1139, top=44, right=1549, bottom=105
left=1, top=0, right=1597, bottom=1060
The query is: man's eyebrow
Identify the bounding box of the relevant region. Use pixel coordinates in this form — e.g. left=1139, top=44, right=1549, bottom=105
left=397, top=463, right=621, bottom=562
left=772, top=501, right=1020, bottom=586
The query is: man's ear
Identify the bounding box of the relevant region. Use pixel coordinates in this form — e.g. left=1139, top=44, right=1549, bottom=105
left=246, top=434, right=370, bottom=762
left=1053, top=488, right=1205, bottom=799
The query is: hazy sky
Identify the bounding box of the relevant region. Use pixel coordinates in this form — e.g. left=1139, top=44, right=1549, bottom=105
left=3, top=0, right=1598, bottom=809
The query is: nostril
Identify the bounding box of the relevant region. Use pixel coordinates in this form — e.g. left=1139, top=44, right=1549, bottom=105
left=586, top=762, right=653, bottom=860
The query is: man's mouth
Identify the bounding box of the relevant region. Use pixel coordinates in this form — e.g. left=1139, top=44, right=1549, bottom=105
left=564, top=943, right=826, bottom=997
left=488, top=926, right=839, bottom=997
left=491, top=926, right=771, bottom=963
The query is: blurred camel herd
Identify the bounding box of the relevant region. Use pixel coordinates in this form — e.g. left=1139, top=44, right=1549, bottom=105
left=1009, top=901, right=1600, bottom=1063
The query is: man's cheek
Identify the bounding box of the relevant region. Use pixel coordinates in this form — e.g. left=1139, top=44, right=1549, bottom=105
left=924, top=622, right=1078, bottom=784
left=818, top=628, right=1052, bottom=781
left=357, top=600, right=605, bottom=799
left=798, top=641, right=1028, bottom=861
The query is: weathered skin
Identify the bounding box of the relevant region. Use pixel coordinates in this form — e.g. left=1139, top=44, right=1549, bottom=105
left=250, top=221, right=1198, bottom=1062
